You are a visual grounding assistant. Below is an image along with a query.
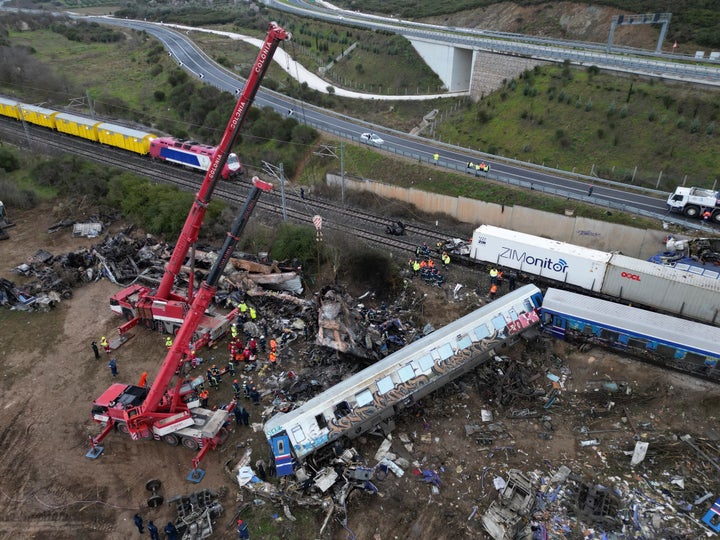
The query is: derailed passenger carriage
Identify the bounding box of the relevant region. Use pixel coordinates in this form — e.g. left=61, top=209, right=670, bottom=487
left=541, top=288, right=720, bottom=382
left=264, top=285, right=543, bottom=476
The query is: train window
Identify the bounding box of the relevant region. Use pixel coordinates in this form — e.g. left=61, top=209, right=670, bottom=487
left=356, top=389, right=374, bottom=407
left=491, top=314, right=507, bottom=332
left=334, top=401, right=352, bottom=418
left=684, top=351, right=707, bottom=365
left=418, top=355, right=435, bottom=372
left=627, top=337, right=647, bottom=349
left=600, top=329, right=619, bottom=342
left=473, top=324, right=491, bottom=340
left=291, top=425, right=306, bottom=443
left=377, top=375, right=395, bottom=395
left=437, top=343, right=454, bottom=360
left=315, top=414, right=328, bottom=429
left=508, top=308, right=519, bottom=321
left=456, top=333, right=472, bottom=350
left=656, top=344, right=676, bottom=359
left=398, top=364, right=415, bottom=383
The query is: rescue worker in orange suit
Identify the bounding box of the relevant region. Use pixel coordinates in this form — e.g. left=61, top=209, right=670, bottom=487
left=269, top=350, right=278, bottom=368
left=269, top=338, right=278, bottom=354
left=138, top=371, right=148, bottom=387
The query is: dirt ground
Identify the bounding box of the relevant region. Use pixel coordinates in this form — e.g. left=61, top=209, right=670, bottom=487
left=1, top=204, right=719, bottom=540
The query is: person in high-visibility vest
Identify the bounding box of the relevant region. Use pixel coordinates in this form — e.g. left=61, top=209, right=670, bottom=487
left=100, top=336, right=110, bottom=354
left=489, top=268, right=499, bottom=285
left=238, top=302, right=248, bottom=321
left=165, top=336, right=173, bottom=349
left=231, top=323, right=239, bottom=339
left=433, top=152, right=439, bottom=165
left=249, top=307, right=257, bottom=320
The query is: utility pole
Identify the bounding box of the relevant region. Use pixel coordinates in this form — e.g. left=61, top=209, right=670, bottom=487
left=341, top=142, right=345, bottom=207
left=262, top=161, right=287, bottom=222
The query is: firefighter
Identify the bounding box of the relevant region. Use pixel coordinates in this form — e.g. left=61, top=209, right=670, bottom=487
left=211, top=364, right=221, bottom=382
left=100, top=336, right=110, bottom=354
left=227, top=357, right=236, bottom=376
left=91, top=341, right=100, bottom=359
left=165, top=336, right=173, bottom=349
left=232, top=379, right=241, bottom=399
left=248, top=337, right=258, bottom=354
left=108, top=357, right=118, bottom=377
left=237, top=519, right=250, bottom=539
left=133, top=513, right=144, bottom=534
left=242, top=347, right=251, bottom=363
left=259, top=335, right=266, bottom=353
left=147, top=521, right=160, bottom=540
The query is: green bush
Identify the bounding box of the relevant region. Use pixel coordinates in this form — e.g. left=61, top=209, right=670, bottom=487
left=0, top=147, right=20, bottom=172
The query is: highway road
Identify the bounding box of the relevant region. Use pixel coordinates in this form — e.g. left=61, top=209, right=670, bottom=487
left=85, top=16, right=716, bottom=233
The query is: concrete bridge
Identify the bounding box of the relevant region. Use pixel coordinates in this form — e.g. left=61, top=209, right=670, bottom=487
left=408, top=36, right=546, bottom=100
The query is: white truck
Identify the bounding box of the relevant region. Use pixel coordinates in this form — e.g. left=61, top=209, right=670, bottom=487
left=666, top=186, right=720, bottom=223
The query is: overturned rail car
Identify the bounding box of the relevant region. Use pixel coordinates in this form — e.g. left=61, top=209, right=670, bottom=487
left=264, top=284, right=543, bottom=476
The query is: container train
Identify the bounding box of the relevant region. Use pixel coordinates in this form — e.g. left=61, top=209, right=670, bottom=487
left=0, top=96, right=241, bottom=179
left=264, top=284, right=544, bottom=476
left=470, top=225, right=720, bottom=327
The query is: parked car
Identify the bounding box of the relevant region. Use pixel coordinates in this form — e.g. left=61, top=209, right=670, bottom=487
left=361, top=132, right=384, bottom=145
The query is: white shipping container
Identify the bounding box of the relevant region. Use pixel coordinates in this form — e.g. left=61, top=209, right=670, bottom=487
left=470, top=225, right=611, bottom=292
left=603, top=254, right=720, bottom=326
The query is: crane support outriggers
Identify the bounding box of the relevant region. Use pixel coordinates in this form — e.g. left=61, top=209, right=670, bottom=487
left=110, top=22, right=289, bottom=351
left=90, top=177, right=273, bottom=479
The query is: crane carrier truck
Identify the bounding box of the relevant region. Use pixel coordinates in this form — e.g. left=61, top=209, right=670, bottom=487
left=90, top=176, right=272, bottom=479
left=109, top=22, right=289, bottom=351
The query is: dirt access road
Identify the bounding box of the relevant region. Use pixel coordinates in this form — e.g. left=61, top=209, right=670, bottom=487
left=1, top=203, right=719, bottom=539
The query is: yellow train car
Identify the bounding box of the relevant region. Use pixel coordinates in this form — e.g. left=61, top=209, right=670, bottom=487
left=0, top=97, right=20, bottom=120
left=96, top=123, right=156, bottom=155
left=18, top=104, right=58, bottom=129
left=55, top=112, right=102, bottom=142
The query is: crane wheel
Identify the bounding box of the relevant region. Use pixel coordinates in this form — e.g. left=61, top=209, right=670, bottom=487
left=161, top=433, right=179, bottom=446
left=181, top=436, right=200, bottom=451
left=145, top=479, right=164, bottom=508
left=116, top=422, right=129, bottom=435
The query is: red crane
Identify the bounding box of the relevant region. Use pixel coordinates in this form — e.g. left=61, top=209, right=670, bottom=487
left=110, top=21, right=290, bottom=350
left=91, top=177, right=273, bottom=477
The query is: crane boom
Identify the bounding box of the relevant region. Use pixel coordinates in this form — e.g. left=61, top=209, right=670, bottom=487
left=156, top=22, right=289, bottom=301
left=110, top=22, right=290, bottom=348
left=140, top=177, right=272, bottom=417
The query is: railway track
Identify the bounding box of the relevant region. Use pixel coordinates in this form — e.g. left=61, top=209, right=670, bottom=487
left=0, top=117, right=470, bottom=262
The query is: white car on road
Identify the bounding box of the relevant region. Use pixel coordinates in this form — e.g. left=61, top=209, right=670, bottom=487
left=360, top=132, right=384, bottom=145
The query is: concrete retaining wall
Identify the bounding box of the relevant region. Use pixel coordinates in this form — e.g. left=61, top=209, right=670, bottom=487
left=326, top=173, right=667, bottom=259
left=470, top=52, right=548, bottom=101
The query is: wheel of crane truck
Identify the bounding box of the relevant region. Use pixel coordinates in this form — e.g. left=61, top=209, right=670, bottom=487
left=712, top=212, right=720, bottom=224
left=181, top=436, right=200, bottom=451
left=684, top=205, right=700, bottom=217
left=116, top=422, right=129, bottom=435
left=161, top=433, right=179, bottom=446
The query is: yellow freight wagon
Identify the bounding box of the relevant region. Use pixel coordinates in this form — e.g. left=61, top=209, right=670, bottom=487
left=55, top=112, right=102, bottom=142
left=0, top=97, right=20, bottom=120
left=18, top=104, right=58, bottom=129
left=96, top=123, right=155, bottom=155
